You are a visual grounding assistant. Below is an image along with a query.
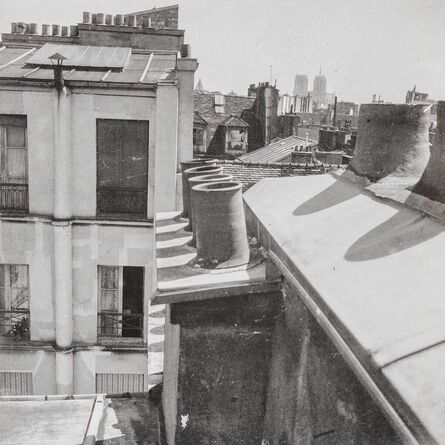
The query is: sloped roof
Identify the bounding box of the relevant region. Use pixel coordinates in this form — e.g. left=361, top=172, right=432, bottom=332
left=219, top=114, right=249, bottom=128
left=0, top=45, right=176, bottom=86
left=193, top=111, right=208, bottom=126
left=239, top=135, right=317, bottom=163
left=244, top=171, right=445, bottom=444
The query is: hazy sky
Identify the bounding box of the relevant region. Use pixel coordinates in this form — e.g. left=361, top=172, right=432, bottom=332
left=1, top=0, right=445, bottom=104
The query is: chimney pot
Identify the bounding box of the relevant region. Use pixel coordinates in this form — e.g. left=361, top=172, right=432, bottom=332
left=413, top=101, right=445, bottom=202
left=29, top=23, right=39, bottom=34
left=349, top=103, right=429, bottom=182
left=10, top=23, right=17, bottom=33
left=69, top=25, right=79, bottom=36
left=96, top=13, right=105, bottom=25
left=91, top=14, right=97, bottom=24
left=142, top=17, right=150, bottom=28
left=24, top=23, right=30, bottom=34
left=82, top=12, right=91, bottom=24
left=61, top=26, right=68, bottom=36
left=188, top=173, right=234, bottom=246
left=183, top=165, right=223, bottom=229
left=115, top=14, right=124, bottom=26
left=180, top=158, right=217, bottom=218
left=41, top=24, right=50, bottom=36
left=16, top=22, right=26, bottom=34
left=128, top=15, right=137, bottom=27
left=124, top=16, right=129, bottom=26
left=180, top=44, right=191, bottom=58
left=192, top=181, right=250, bottom=269
left=52, top=24, right=61, bottom=36
left=105, top=14, right=113, bottom=25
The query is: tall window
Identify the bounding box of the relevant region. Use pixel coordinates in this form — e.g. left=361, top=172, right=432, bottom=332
left=0, top=265, right=30, bottom=339
left=96, top=119, right=149, bottom=218
left=97, top=266, right=144, bottom=339
left=0, top=115, right=28, bottom=211
left=214, top=94, right=225, bottom=114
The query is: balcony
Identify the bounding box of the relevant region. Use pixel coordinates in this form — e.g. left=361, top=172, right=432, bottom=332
left=96, top=187, right=147, bottom=218
left=0, top=184, right=28, bottom=212
left=0, top=310, right=30, bottom=340
left=97, top=312, right=144, bottom=339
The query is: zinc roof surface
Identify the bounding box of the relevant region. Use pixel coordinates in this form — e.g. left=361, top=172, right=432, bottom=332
left=0, top=45, right=176, bottom=85
left=239, top=135, right=316, bottom=163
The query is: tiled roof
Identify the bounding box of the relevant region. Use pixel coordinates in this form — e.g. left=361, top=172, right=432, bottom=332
left=193, top=111, right=208, bottom=126
left=216, top=160, right=332, bottom=192
left=220, top=115, right=249, bottom=128
left=0, top=45, right=176, bottom=85
left=194, top=92, right=255, bottom=130
left=238, top=135, right=316, bottom=163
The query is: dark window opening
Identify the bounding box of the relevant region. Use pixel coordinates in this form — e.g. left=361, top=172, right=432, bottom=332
left=96, top=119, right=149, bottom=218
left=98, top=266, right=144, bottom=339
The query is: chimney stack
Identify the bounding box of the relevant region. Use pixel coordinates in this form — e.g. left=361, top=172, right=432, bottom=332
left=413, top=101, right=445, bottom=202
left=180, top=158, right=217, bottom=218
left=192, top=182, right=250, bottom=269
left=349, top=103, right=429, bottom=181
left=182, top=165, right=223, bottom=227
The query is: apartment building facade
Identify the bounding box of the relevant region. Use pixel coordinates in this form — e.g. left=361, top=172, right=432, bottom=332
left=0, top=6, right=197, bottom=395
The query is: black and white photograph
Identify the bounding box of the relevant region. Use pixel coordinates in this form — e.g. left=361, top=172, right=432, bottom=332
left=0, top=1, right=443, bottom=444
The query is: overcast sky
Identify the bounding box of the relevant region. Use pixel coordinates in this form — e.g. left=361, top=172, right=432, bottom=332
left=1, top=0, right=444, bottom=104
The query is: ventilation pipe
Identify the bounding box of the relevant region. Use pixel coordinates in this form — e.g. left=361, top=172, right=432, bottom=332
left=349, top=103, right=430, bottom=181
left=192, top=181, right=250, bottom=268
left=182, top=165, right=223, bottom=228
left=188, top=173, right=233, bottom=245
left=180, top=158, right=216, bottom=218
left=413, top=101, right=445, bottom=202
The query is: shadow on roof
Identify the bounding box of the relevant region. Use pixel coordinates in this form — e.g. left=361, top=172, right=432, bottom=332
left=293, top=179, right=361, bottom=216
left=345, top=204, right=443, bottom=261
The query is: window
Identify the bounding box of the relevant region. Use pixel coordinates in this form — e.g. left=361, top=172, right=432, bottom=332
left=97, top=266, right=144, bottom=339
left=0, top=115, right=28, bottom=211
left=0, top=264, right=30, bottom=339
left=96, top=119, right=149, bottom=218
left=227, top=129, right=247, bottom=151
left=193, top=128, right=206, bottom=153
left=214, top=94, right=225, bottom=114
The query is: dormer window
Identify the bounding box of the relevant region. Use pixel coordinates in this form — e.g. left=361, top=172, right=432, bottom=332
left=214, top=94, right=225, bottom=114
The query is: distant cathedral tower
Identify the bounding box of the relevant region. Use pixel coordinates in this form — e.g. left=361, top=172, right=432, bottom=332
left=312, top=68, right=327, bottom=105
left=293, top=74, right=308, bottom=96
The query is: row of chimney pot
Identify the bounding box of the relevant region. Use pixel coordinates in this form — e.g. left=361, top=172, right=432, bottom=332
left=11, top=23, right=79, bottom=36
left=82, top=12, right=152, bottom=28
left=180, top=158, right=250, bottom=269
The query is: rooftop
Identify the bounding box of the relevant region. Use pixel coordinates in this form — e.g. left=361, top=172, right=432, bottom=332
left=238, top=135, right=317, bottom=163
left=0, top=44, right=177, bottom=87
left=0, top=393, right=160, bottom=444
left=244, top=168, right=445, bottom=444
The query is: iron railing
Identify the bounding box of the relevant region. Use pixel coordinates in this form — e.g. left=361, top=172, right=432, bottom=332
left=0, top=184, right=28, bottom=212
left=97, top=312, right=143, bottom=338
left=97, top=187, right=147, bottom=217
left=0, top=310, right=30, bottom=339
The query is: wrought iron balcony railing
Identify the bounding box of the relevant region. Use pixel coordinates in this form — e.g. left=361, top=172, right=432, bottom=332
left=97, top=187, right=147, bottom=217
left=97, top=312, right=143, bottom=338
left=0, top=310, right=30, bottom=339
left=0, top=184, right=28, bottom=212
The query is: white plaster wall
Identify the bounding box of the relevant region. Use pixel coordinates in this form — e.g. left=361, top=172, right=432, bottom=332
left=74, top=349, right=148, bottom=394
left=0, top=350, right=56, bottom=395
left=0, top=90, right=55, bottom=216
left=0, top=220, right=54, bottom=341
left=72, top=224, right=154, bottom=344
left=70, top=91, right=156, bottom=219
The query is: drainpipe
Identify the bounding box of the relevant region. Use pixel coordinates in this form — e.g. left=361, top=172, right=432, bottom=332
left=52, top=67, right=74, bottom=395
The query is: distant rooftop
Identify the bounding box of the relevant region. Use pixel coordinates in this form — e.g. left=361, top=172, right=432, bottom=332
left=239, top=135, right=316, bottom=163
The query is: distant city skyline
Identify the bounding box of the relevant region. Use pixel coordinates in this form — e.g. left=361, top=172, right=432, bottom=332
left=1, top=0, right=444, bottom=104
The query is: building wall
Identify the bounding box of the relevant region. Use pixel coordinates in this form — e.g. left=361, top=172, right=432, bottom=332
left=0, top=88, right=157, bottom=219
left=262, top=282, right=403, bottom=445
